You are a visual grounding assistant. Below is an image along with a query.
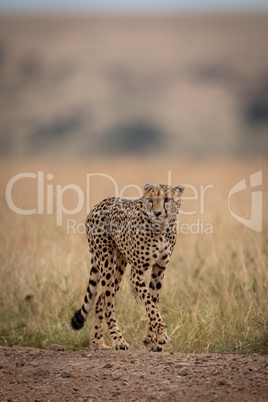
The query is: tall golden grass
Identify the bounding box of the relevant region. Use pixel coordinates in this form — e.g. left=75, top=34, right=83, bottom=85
left=0, top=158, right=267, bottom=353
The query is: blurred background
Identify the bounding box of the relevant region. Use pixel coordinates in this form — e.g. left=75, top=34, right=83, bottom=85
left=0, top=0, right=267, bottom=160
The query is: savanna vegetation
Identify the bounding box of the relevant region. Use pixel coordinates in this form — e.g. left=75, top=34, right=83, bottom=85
left=0, top=159, right=267, bottom=354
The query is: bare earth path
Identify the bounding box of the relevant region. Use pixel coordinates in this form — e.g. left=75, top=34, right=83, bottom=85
left=0, top=347, right=267, bottom=401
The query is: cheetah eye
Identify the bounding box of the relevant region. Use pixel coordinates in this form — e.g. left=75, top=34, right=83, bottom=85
left=147, top=198, right=153, bottom=203
left=164, top=197, right=171, bottom=203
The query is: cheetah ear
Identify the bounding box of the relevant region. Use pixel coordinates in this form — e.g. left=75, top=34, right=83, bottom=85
left=144, top=183, right=157, bottom=192
left=175, top=185, right=184, bottom=194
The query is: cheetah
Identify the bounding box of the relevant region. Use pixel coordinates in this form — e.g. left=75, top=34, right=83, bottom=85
left=71, top=183, right=184, bottom=351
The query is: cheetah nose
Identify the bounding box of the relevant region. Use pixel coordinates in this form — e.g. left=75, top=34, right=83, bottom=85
left=153, top=210, right=162, bottom=217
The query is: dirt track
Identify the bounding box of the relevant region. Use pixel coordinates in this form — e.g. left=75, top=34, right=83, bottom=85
left=0, top=346, right=267, bottom=401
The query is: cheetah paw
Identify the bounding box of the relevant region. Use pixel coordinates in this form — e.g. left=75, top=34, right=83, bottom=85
left=91, top=340, right=109, bottom=351
left=152, top=344, right=163, bottom=352
left=113, top=339, right=130, bottom=350
left=155, top=324, right=168, bottom=345
left=145, top=342, right=163, bottom=352
left=156, top=333, right=168, bottom=345
left=144, top=337, right=160, bottom=352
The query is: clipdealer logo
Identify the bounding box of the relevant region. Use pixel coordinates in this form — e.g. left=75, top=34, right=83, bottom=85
left=5, top=171, right=214, bottom=235
left=5, top=172, right=119, bottom=227
left=4, top=170, right=263, bottom=234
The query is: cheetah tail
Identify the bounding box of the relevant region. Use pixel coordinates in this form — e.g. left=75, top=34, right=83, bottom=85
left=70, top=270, right=99, bottom=331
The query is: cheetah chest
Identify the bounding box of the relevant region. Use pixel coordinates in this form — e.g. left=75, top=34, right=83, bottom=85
left=149, top=237, right=172, bottom=267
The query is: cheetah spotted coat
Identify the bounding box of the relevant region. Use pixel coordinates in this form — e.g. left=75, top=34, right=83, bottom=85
left=71, top=183, right=184, bottom=351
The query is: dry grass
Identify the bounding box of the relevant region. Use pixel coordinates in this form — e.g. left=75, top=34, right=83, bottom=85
left=0, top=158, right=267, bottom=353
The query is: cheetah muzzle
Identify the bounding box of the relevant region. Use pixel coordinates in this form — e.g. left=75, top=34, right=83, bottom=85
left=71, top=183, right=184, bottom=351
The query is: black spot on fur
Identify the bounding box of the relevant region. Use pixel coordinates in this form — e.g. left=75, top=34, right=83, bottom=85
left=91, top=266, right=98, bottom=273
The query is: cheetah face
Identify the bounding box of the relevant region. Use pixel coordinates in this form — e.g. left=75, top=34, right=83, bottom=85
left=143, top=183, right=184, bottom=224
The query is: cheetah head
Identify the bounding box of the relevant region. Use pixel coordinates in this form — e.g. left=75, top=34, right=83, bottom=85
left=143, top=183, right=184, bottom=224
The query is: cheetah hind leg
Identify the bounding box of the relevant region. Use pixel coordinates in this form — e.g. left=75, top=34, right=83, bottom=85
left=90, top=250, right=130, bottom=351
left=104, top=250, right=130, bottom=351
left=90, top=294, right=109, bottom=351
left=145, top=265, right=168, bottom=351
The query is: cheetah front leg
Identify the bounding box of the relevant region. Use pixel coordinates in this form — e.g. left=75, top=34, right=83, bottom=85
left=145, top=264, right=167, bottom=351
left=130, top=266, right=166, bottom=352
